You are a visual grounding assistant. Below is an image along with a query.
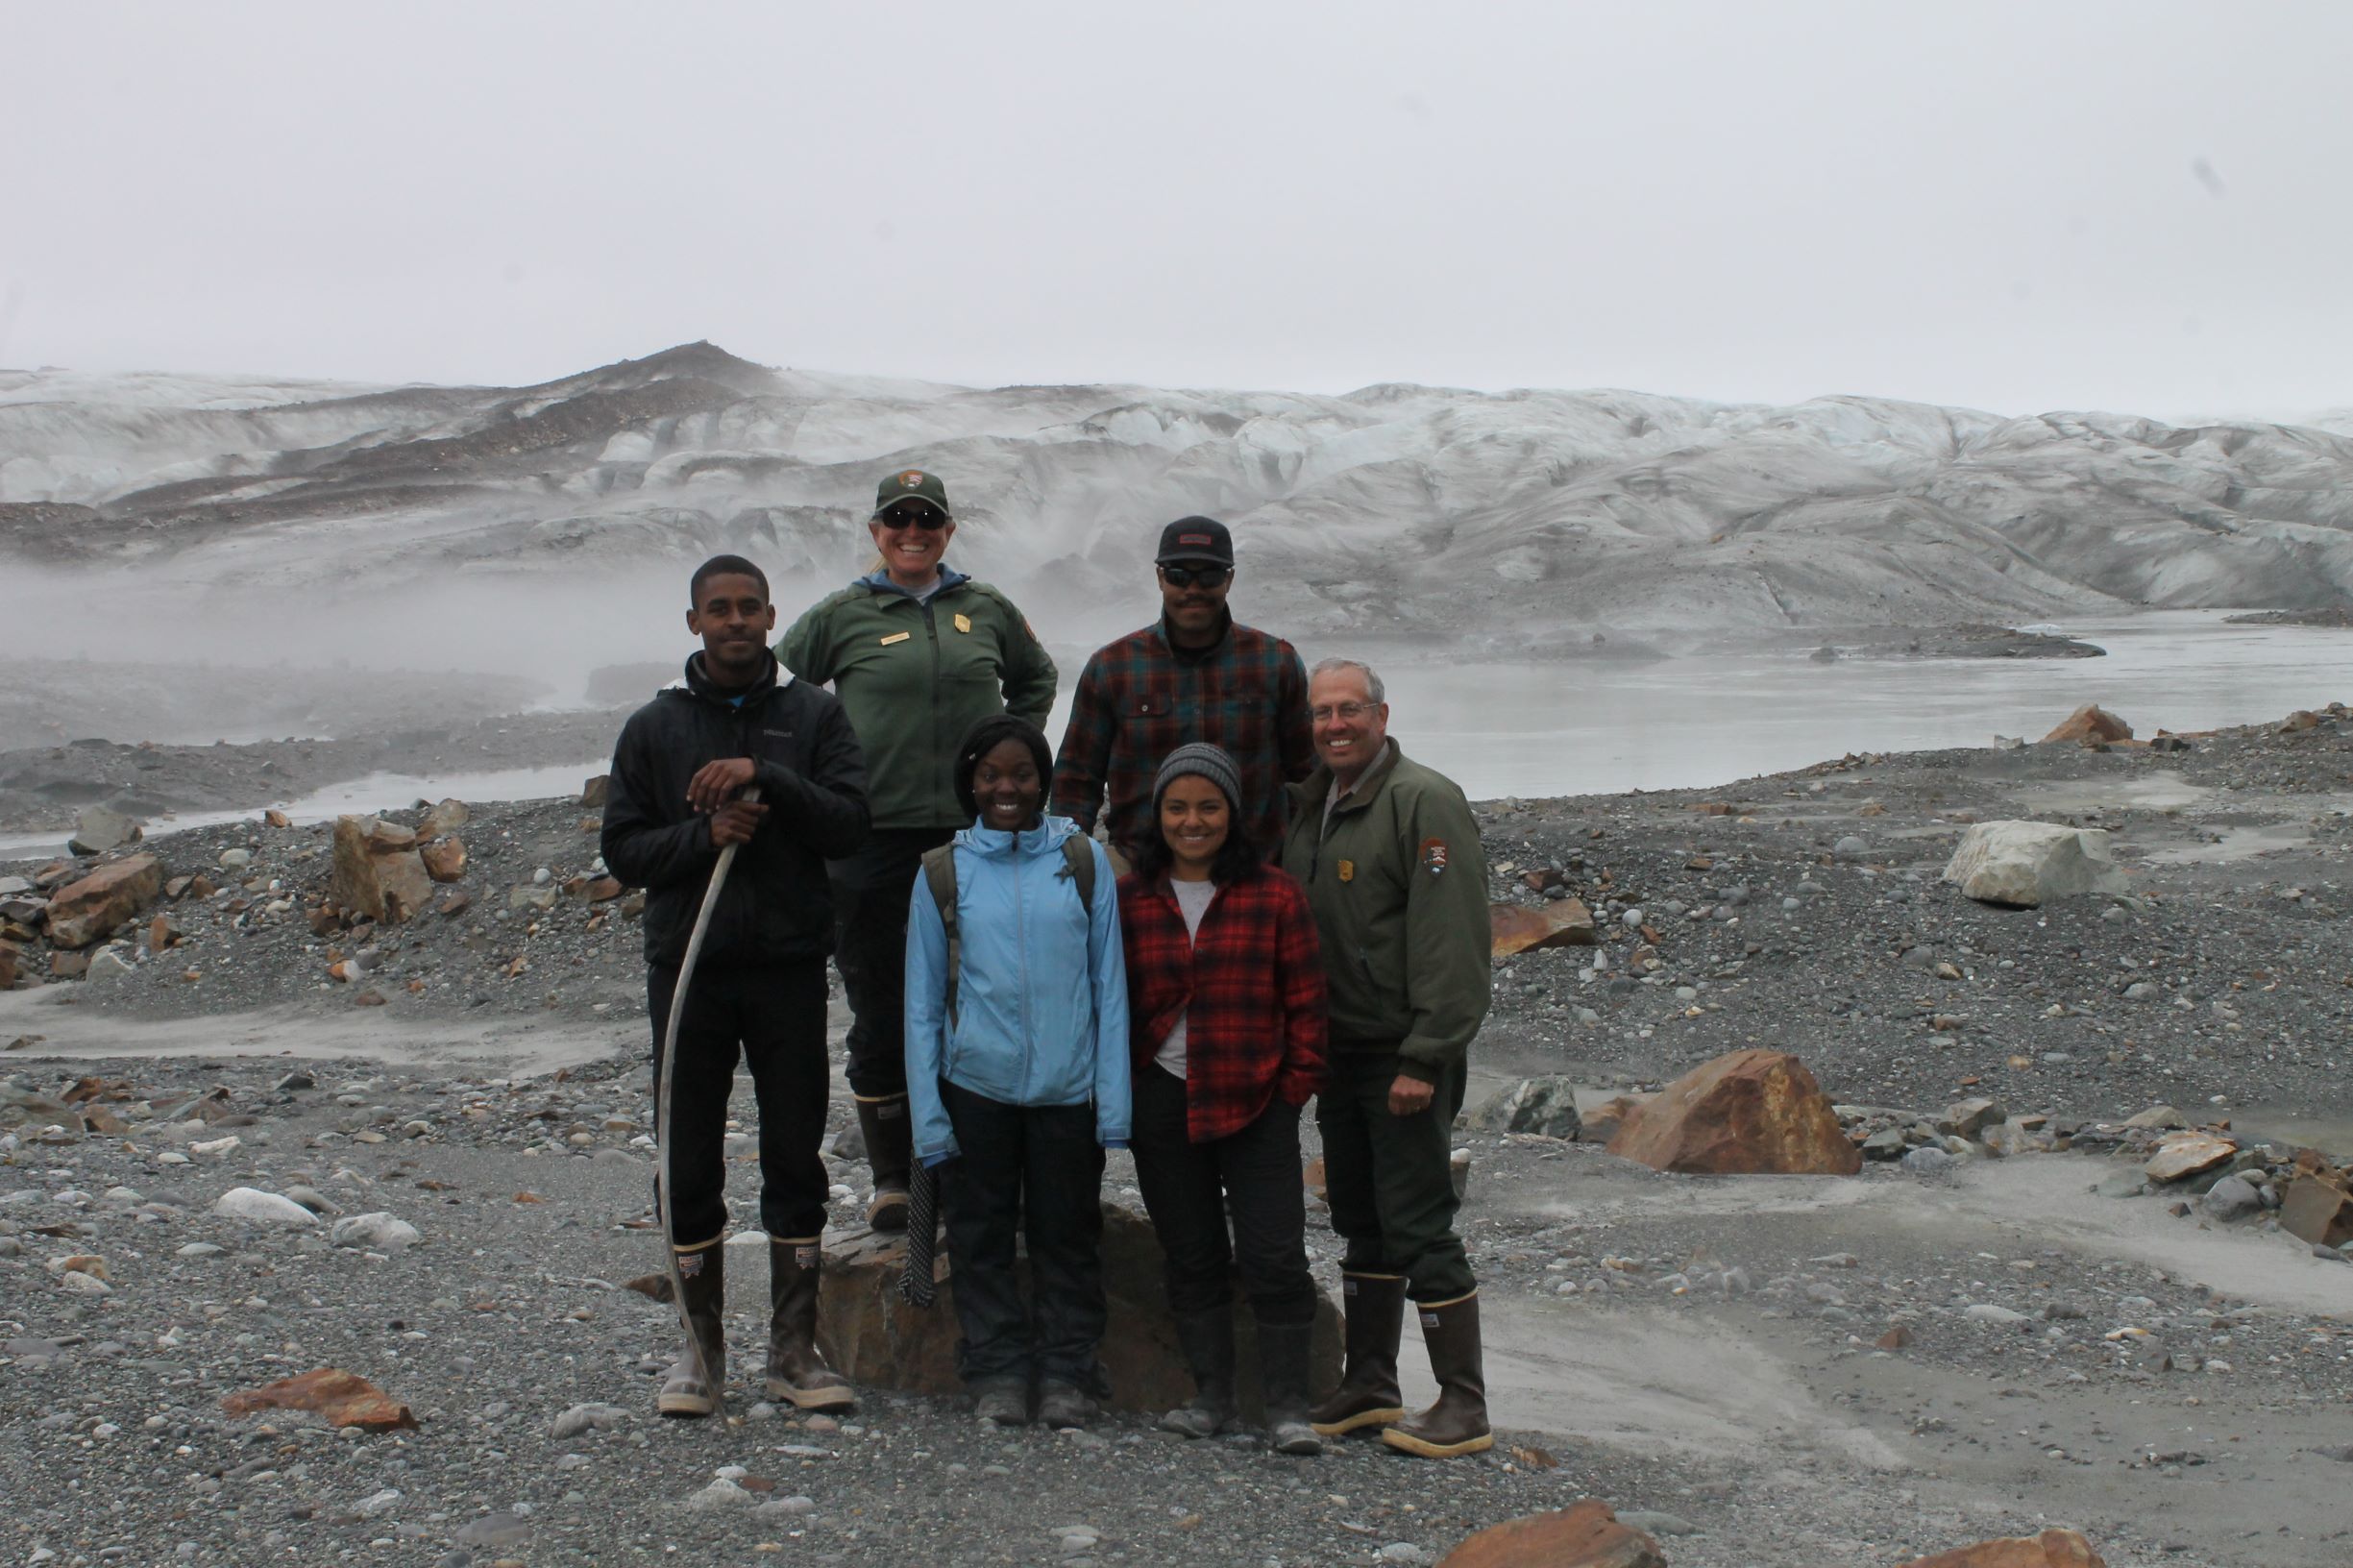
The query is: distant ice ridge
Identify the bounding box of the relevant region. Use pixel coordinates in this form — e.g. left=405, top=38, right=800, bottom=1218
left=2, top=340, right=2349, bottom=647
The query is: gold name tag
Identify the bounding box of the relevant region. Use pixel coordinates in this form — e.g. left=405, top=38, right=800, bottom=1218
left=879, top=631, right=912, bottom=646
left=1337, top=860, right=1355, bottom=882
left=953, top=613, right=971, bottom=633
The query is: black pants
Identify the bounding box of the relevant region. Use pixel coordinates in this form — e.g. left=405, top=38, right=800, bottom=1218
left=938, top=1081, right=1107, bottom=1389
left=828, top=826, right=955, bottom=1100
left=647, top=959, right=830, bottom=1246
left=1317, top=1050, right=1476, bottom=1303
left=1130, top=1066, right=1316, bottom=1325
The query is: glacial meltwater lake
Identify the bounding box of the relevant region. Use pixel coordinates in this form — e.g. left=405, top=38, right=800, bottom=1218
left=6, top=611, right=2348, bottom=858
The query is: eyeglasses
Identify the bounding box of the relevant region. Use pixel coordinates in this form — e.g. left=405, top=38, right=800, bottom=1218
left=1310, top=702, right=1376, bottom=723
left=878, top=507, right=948, bottom=532
left=1159, top=564, right=1230, bottom=589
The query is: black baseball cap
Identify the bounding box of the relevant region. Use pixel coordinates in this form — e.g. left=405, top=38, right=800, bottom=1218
left=1155, top=516, right=1233, bottom=567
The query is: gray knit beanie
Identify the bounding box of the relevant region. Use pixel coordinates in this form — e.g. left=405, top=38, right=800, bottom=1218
left=1151, top=742, right=1243, bottom=816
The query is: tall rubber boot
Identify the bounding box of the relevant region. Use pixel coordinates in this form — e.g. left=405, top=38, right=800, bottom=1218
left=856, top=1093, right=913, bottom=1233
left=655, top=1237, right=726, bottom=1418
left=1309, top=1272, right=1406, bottom=1436
left=764, top=1236, right=856, bottom=1411
left=1258, top=1317, right=1323, bottom=1456
left=1159, top=1308, right=1239, bottom=1438
left=1381, top=1291, right=1491, bottom=1458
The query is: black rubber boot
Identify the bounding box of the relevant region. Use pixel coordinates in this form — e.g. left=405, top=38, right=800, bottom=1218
left=1382, top=1291, right=1491, bottom=1458
left=764, top=1237, right=856, bottom=1410
left=1258, top=1318, right=1323, bottom=1456
left=857, top=1094, right=913, bottom=1233
left=1310, top=1272, right=1407, bottom=1437
left=1159, top=1308, right=1238, bottom=1438
left=655, top=1238, right=725, bottom=1418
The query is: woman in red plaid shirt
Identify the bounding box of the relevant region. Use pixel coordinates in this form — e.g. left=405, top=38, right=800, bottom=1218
left=1117, top=743, right=1331, bottom=1455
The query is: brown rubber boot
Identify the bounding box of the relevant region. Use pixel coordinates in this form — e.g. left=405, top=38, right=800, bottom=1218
left=1309, top=1272, right=1407, bottom=1437
left=764, top=1236, right=856, bottom=1410
left=655, top=1237, right=726, bottom=1418
left=1382, top=1291, right=1491, bottom=1458
left=856, top=1094, right=913, bottom=1233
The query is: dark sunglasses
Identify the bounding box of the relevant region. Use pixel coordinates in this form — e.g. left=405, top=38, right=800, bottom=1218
left=877, top=506, right=949, bottom=532
left=1159, top=563, right=1230, bottom=589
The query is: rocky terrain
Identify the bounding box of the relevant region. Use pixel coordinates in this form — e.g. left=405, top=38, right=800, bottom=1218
left=3, top=698, right=2350, bottom=1565
left=5, top=343, right=2352, bottom=675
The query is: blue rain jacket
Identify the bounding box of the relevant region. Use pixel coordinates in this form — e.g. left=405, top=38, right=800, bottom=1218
left=904, top=815, right=1131, bottom=1166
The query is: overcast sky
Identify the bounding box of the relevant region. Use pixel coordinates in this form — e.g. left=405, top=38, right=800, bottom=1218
left=6, top=2, right=2348, bottom=419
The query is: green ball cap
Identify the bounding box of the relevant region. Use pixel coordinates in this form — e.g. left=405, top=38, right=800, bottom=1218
left=872, top=467, right=951, bottom=520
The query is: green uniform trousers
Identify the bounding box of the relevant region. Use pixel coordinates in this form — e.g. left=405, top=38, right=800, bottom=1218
left=1316, top=1049, right=1475, bottom=1303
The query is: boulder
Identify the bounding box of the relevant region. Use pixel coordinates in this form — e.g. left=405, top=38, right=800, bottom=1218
left=1937, top=1098, right=2005, bottom=1138
left=45, top=855, right=164, bottom=949
left=1490, top=899, right=1597, bottom=958
left=331, top=817, right=434, bottom=924
left=418, top=798, right=470, bottom=837
left=0, top=944, right=15, bottom=990
left=68, top=806, right=142, bottom=856
left=2144, top=1132, right=2236, bottom=1184
left=1942, top=821, right=2128, bottom=908
left=1572, top=1089, right=1652, bottom=1144
left=2200, top=1175, right=2262, bottom=1221
left=581, top=774, right=611, bottom=807
left=1437, top=1500, right=1667, bottom=1568
left=816, top=1202, right=1339, bottom=1418
left=212, top=1187, right=323, bottom=1227
left=2279, top=1176, right=2353, bottom=1248
left=331, top=1213, right=422, bottom=1252
left=220, top=1368, right=417, bottom=1432
left=1606, top=1049, right=1861, bottom=1176
left=1478, top=1076, right=1582, bottom=1139
left=2041, top=705, right=2131, bottom=745
left=420, top=837, right=467, bottom=883
left=1900, top=1529, right=2107, bottom=1568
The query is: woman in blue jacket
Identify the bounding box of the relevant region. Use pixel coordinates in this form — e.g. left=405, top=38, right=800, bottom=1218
left=905, top=715, right=1130, bottom=1430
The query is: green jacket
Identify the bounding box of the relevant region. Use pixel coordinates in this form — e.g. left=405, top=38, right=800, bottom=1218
left=777, top=570, right=1057, bottom=831
left=1279, top=740, right=1492, bottom=1083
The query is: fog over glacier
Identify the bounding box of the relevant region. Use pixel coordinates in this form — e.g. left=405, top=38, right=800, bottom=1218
left=3, top=342, right=2350, bottom=707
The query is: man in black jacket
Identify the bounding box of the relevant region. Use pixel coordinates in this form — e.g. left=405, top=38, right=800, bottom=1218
left=601, top=553, right=871, bottom=1419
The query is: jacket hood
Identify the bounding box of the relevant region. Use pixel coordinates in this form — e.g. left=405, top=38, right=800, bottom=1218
left=955, top=813, right=1083, bottom=860
left=858, top=565, right=971, bottom=599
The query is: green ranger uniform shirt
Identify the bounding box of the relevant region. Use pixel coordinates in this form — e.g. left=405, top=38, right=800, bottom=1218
left=1279, top=739, right=1492, bottom=1084
left=777, top=570, right=1057, bottom=831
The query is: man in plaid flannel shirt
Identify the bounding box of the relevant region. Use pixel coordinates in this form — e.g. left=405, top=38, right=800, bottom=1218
left=1050, top=518, right=1313, bottom=863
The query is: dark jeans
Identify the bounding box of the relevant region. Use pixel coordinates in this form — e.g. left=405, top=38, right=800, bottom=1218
left=647, top=959, right=830, bottom=1245
left=829, top=826, right=955, bottom=1100
left=1316, top=1050, right=1475, bottom=1303
left=938, top=1080, right=1107, bottom=1389
left=1130, top=1066, right=1316, bottom=1325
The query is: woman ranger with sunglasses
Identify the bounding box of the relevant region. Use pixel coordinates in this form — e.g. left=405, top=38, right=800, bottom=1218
left=777, top=469, right=1058, bottom=1233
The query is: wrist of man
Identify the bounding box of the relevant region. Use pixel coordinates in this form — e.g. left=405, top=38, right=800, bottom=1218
left=1392, top=1057, right=1440, bottom=1088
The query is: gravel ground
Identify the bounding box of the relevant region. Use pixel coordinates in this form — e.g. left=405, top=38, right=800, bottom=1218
left=4, top=698, right=2351, bottom=1565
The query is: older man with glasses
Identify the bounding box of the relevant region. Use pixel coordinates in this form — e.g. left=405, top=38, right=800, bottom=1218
left=1051, top=517, right=1313, bottom=866
left=1280, top=657, right=1494, bottom=1459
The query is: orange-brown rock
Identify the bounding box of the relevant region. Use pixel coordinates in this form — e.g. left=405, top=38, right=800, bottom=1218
left=2042, top=704, right=2132, bottom=745
left=1607, top=1048, right=1861, bottom=1176
left=0, top=944, right=16, bottom=990
left=331, top=817, right=434, bottom=923
left=220, top=1368, right=417, bottom=1432
left=1438, top=1500, right=1667, bottom=1568
left=1491, top=899, right=1597, bottom=959
left=2143, top=1131, right=2235, bottom=1183
left=45, top=854, right=164, bottom=949
left=147, top=914, right=180, bottom=953
left=420, top=836, right=467, bottom=883
left=263, top=808, right=292, bottom=828
left=1900, top=1529, right=2107, bottom=1568
left=819, top=1203, right=1338, bottom=1419
left=581, top=774, right=610, bottom=807
left=584, top=876, right=625, bottom=903
left=1303, top=1156, right=1327, bottom=1198
left=2280, top=1176, right=2353, bottom=1248
left=419, top=797, right=470, bottom=837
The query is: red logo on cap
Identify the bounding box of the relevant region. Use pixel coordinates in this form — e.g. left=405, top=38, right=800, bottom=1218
left=900, top=471, right=924, bottom=487
left=1179, top=533, right=1213, bottom=546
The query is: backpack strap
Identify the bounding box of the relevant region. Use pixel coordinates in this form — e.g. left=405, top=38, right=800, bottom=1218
left=919, top=844, right=962, bottom=1026
left=1056, top=834, right=1095, bottom=909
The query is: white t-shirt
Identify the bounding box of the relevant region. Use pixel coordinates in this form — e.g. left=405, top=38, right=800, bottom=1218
left=1155, top=877, right=1218, bottom=1080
